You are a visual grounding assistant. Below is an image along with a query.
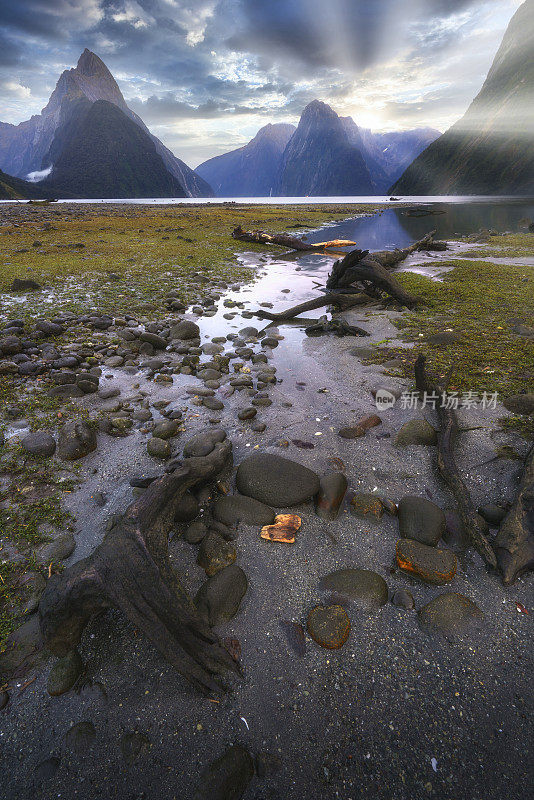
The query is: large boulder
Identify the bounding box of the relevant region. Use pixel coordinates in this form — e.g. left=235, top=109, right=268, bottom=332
left=213, top=495, right=275, bottom=527
left=21, top=431, right=56, bottom=458
left=58, top=422, right=97, bottom=460
left=170, top=320, right=200, bottom=340
left=236, top=453, right=320, bottom=506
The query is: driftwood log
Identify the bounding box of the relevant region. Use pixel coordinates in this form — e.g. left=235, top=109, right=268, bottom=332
left=414, top=355, right=497, bottom=567
left=494, top=444, right=534, bottom=585
left=39, top=440, right=240, bottom=694
left=255, top=292, right=372, bottom=322
left=232, top=225, right=358, bottom=251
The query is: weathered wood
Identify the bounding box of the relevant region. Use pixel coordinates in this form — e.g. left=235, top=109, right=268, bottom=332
left=414, top=354, right=497, bottom=568
left=254, top=292, right=372, bottom=322
left=39, top=440, right=240, bottom=694
left=494, top=444, right=534, bottom=585
left=325, top=231, right=437, bottom=308
left=232, top=225, right=358, bottom=252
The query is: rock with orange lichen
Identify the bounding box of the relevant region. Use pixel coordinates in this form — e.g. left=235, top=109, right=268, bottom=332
left=350, top=492, right=384, bottom=521
left=396, top=539, right=457, bottom=585
left=307, top=605, right=351, bottom=649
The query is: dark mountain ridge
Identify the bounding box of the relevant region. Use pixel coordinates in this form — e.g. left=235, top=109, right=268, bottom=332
left=391, top=0, right=534, bottom=195
left=0, top=49, right=212, bottom=198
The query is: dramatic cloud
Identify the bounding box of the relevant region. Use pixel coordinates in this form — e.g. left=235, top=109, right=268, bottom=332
left=0, top=0, right=525, bottom=165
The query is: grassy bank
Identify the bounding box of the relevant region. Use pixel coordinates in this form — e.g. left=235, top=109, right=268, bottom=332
left=0, top=202, right=382, bottom=320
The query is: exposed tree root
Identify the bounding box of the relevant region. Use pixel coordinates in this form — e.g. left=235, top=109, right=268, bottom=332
left=414, top=354, right=497, bottom=568
left=39, top=440, right=240, bottom=694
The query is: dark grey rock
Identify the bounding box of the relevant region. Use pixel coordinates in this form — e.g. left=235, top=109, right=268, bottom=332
left=315, top=473, right=347, bottom=520
left=152, top=420, right=179, bottom=440
left=183, top=429, right=226, bottom=458
left=193, top=745, right=254, bottom=800
left=319, top=568, right=388, bottom=608
left=58, top=422, right=97, bottom=460
left=394, top=419, right=437, bottom=446
left=418, top=592, right=483, bottom=636
left=197, top=532, right=236, bottom=576
left=194, top=565, right=248, bottom=626
left=391, top=589, right=415, bottom=609
left=214, top=495, right=275, bottom=526
left=174, top=491, right=199, bottom=523
left=503, top=393, right=534, bottom=415
left=36, top=533, right=75, bottom=565
left=21, top=431, right=56, bottom=457
left=147, top=437, right=171, bottom=459
left=170, top=320, right=200, bottom=340
left=397, top=496, right=446, bottom=545
left=185, top=520, right=208, bottom=544
left=236, top=453, right=320, bottom=506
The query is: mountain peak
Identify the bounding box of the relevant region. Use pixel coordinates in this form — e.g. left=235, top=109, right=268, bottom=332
left=76, top=49, right=109, bottom=77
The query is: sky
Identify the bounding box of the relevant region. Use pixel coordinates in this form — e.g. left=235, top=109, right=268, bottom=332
left=0, top=0, right=525, bottom=167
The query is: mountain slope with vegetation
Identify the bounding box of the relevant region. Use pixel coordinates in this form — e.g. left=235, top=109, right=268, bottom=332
left=391, top=0, right=534, bottom=195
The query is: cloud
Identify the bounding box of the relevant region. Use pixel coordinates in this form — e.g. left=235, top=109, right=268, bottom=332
left=0, top=0, right=523, bottom=164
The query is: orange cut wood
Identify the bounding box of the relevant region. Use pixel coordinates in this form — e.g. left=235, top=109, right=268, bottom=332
left=260, top=514, right=301, bottom=543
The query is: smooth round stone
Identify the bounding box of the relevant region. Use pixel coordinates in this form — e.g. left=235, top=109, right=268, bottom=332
left=394, top=419, right=437, bottom=446
left=397, top=496, right=446, bottom=545
left=502, top=393, right=534, bottom=415
left=350, top=492, right=384, bottom=520
left=203, top=396, right=224, bottom=411
left=238, top=407, right=257, bottom=420
left=236, top=453, right=320, bottom=507
left=184, top=520, right=208, bottom=544
left=214, top=495, right=275, bottom=526
left=307, top=605, right=351, bottom=649
left=183, top=429, right=226, bottom=458
left=173, top=491, right=199, bottom=523
left=65, top=721, right=96, bottom=753
left=58, top=421, right=97, bottom=460
left=418, top=592, right=483, bottom=636
left=478, top=503, right=507, bottom=527
left=392, top=589, right=415, bottom=609
left=319, top=568, right=388, bottom=608
left=197, top=532, right=237, bottom=576
left=21, top=431, right=56, bottom=457
left=147, top=437, right=171, bottom=459
left=396, top=539, right=457, bottom=584
left=152, top=420, right=179, bottom=440
left=36, top=533, right=75, bottom=565
left=194, top=745, right=254, bottom=800
left=47, top=650, right=83, bottom=696
left=315, top=473, right=348, bottom=520
left=194, top=565, right=248, bottom=626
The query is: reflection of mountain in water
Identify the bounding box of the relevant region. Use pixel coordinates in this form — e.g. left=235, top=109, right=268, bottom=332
left=301, top=202, right=534, bottom=253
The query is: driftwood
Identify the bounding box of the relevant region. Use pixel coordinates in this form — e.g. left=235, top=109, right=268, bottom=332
left=255, top=292, right=372, bottom=322
left=39, top=440, right=240, bottom=694
left=414, top=355, right=497, bottom=567
left=494, top=445, right=534, bottom=585
left=305, top=316, right=370, bottom=337
left=232, top=225, right=358, bottom=252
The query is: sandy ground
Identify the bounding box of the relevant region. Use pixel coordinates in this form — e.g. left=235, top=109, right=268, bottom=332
left=0, top=233, right=532, bottom=800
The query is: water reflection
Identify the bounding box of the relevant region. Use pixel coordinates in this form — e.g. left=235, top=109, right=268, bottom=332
left=303, top=200, right=534, bottom=251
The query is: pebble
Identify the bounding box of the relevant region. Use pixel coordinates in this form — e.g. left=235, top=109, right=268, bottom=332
left=315, top=473, right=347, bottom=520
left=418, top=592, right=483, bottom=636
left=397, top=496, right=446, bottom=545
left=197, top=532, right=237, bottom=576
left=319, top=568, right=388, bottom=608
left=394, top=419, right=437, bottom=446
left=194, top=565, right=248, bottom=626
left=147, top=437, right=171, bottom=459
left=307, top=604, right=351, bottom=649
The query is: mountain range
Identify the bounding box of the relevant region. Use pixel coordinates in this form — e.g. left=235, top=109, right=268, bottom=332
left=0, top=49, right=211, bottom=198
left=392, top=0, right=534, bottom=195
left=196, top=103, right=439, bottom=197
